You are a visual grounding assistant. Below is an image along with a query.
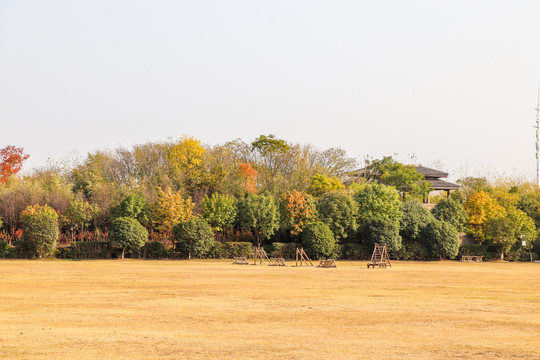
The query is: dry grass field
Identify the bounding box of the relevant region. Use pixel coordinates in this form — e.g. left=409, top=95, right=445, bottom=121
left=0, top=260, right=539, bottom=359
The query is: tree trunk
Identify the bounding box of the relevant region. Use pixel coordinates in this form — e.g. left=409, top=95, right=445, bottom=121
left=500, top=252, right=504, bottom=260
left=121, top=249, right=125, bottom=259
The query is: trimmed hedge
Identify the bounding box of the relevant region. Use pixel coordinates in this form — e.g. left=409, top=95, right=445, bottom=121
left=221, top=242, right=252, bottom=259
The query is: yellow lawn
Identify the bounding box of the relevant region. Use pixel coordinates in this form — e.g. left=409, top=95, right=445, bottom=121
left=0, top=260, right=538, bottom=359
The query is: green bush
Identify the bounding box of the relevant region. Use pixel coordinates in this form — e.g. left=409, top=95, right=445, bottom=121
left=421, top=219, right=460, bottom=259
left=143, top=242, right=169, bottom=259
left=395, top=243, right=430, bottom=260
left=316, top=192, right=358, bottom=241
left=0, top=240, right=11, bottom=258
left=341, top=243, right=371, bottom=260
left=458, top=244, right=498, bottom=261
left=109, top=217, right=148, bottom=259
left=302, top=221, right=338, bottom=260
left=19, top=204, right=59, bottom=259
left=222, top=242, right=252, bottom=258
left=173, top=217, right=215, bottom=259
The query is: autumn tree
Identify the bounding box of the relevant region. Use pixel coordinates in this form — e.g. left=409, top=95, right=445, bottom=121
left=0, top=145, right=30, bottom=184
left=236, top=194, right=279, bottom=247
left=169, top=136, right=206, bottom=193
left=464, top=190, right=505, bottom=243
left=152, top=188, right=194, bottom=232
left=307, top=174, right=345, bottom=197
left=238, top=163, right=258, bottom=194
left=201, top=193, right=237, bottom=232
left=278, top=191, right=317, bottom=237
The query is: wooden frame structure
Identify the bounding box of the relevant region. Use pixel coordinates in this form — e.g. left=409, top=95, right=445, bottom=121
left=269, top=257, right=286, bottom=266
left=461, top=255, right=483, bottom=263
left=295, top=248, right=313, bottom=267
left=233, top=257, right=250, bottom=265
left=318, top=259, right=337, bottom=268
left=367, top=243, right=391, bottom=268
left=253, top=246, right=270, bottom=265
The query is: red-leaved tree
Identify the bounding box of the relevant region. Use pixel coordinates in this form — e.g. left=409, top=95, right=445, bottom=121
left=0, top=145, right=30, bottom=184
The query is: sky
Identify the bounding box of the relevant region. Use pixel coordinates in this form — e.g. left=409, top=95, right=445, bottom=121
left=1, top=0, right=540, bottom=181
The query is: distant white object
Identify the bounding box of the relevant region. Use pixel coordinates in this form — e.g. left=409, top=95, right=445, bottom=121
left=522, top=240, right=527, bottom=246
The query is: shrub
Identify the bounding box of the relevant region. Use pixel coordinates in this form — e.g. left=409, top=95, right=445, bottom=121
left=302, top=221, right=338, bottom=260
left=421, top=219, right=459, bottom=259
left=143, top=241, right=169, bottom=259
left=19, top=204, right=59, bottom=259
left=62, top=241, right=113, bottom=259
left=0, top=240, right=10, bottom=258
left=109, top=217, right=148, bottom=259
left=341, top=243, right=371, bottom=260
left=399, top=201, right=433, bottom=243
left=395, top=243, right=430, bottom=260
left=173, top=217, right=214, bottom=259
left=432, top=199, right=468, bottom=232
left=222, top=242, right=252, bottom=258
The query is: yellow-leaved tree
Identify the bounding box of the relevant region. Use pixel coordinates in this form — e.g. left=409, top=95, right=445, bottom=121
left=152, top=188, right=194, bottom=232
left=169, top=136, right=206, bottom=192
left=464, top=190, right=505, bottom=243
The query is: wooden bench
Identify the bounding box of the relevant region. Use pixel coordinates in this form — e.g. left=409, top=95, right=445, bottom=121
left=461, top=255, right=483, bottom=262
left=233, top=257, right=250, bottom=265
left=318, top=259, right=337, bottom=268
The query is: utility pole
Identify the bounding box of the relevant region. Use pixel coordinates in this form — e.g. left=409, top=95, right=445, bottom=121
left=534, top=85, right=540, bottom=186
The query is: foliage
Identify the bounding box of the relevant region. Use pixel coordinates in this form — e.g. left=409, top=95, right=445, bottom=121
left=432, top=198, right=468, bottom=232
left=341, top=243, right=372, bottom=260
left=307, top=174, right=345, bottom=197
left=301, top=221, right=338, bottom=260
left=110, top=193, right=150, bottom=227
left=251, top=134, right=289, bottom=155
left=108, top=217, right=148, bottom=258
left=152, top=188, right=194, bottom=232
left=464, top=190, right=505, bottom=243
left=399, top=201, right=433, bottom=243
left=236, top=194, right=279, bottom=246
left=420, top=219, right=460, bottom=259
left=0, top=240, right=11, bottom=258
left=364, top=156, right=432, bottom=200
left=354, top=183, right=402, bottom=226
left=0, top=145, right=30, bottom=184
left=19, top=204, right=59, bottom=259
left=221, top=242, right=253, bottom=258
left=278, top=191, right=317, bottom=236
left=359, top=217, right=402, bottom=254
left=316, top=192, right=357, bottom=241
left=62, top=198, right=98, bottom=234
left=173, top=217, right=214, bottom=259
left=57, top=241, right=113, bottom=259
left=238, top=163, right=258, bottom=193
left=201, top=193, right=237, bottom=232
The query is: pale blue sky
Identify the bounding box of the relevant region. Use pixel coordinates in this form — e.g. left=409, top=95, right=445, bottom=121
left=1, top=1, right=540, bottom=180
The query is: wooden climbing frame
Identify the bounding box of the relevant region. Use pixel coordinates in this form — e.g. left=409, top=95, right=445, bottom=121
left=233, top=256, right=249, bottom=265
left=269, top=257, right=286, bottom=266
left=367, top=243, right=391, bottom=268
left=295, top=248, right=313, bottom=267
left=253, top=246, right=270, bottom=265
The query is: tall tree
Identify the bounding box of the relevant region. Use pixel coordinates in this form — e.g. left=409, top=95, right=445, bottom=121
left=279, top=191, right=317, bottom=237
left=201, top=193, right=237, bottom=232
left=464, top=190, right=505, bottom=243
left=316, top=192, right=357, bottom=241
left=152, top=188, right=194, bottom=232
left=0, top=145, right=30, bottom=184
left=236, top=194, right=279, bottom=247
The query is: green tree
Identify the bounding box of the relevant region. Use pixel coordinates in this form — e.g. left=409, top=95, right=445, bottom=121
left=236, top=194, right=279, bottom=246
left=360, top=217, right=402, bottom=254
left=399, top=201, right=433, bottom=243
left=109, top=217, right=148, bottom=259
left=19, top=204, right=59, bottom=259
left=316, top=192, right=357, bottom=241
left=110, top=193, right=150, bottom=227
left=302, top=221, right=338, bottom=259
left=62, top=198, right=99, bottom=239
left=201, top=193, right=237, bottom=232
left=307, top=174, right=345, bottom=197
left=432, top=198, right=468, bottom=232
left=173, top=217, right=215, bottom=259
left=354, top=183, right=402, bottom=226
left=420, top=219, right=459, bottom=259
left=278, top=191, right=317, bottom=237
left=365, top=156, right=431, bottom=200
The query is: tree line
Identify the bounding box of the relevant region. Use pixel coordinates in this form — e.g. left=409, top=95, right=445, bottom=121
left=0, top=138, right=539, bottom=261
